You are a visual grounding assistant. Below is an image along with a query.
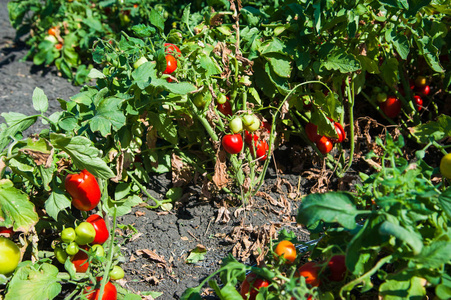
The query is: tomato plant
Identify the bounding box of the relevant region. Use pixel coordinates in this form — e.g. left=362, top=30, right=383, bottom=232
left=74, top=222, right=96, bottom=245
left=222, top=134, right=243, bottom=154
left=380, top=96, right=401, bottom=118
left=65, top=169, right=101, bottom=211
left=0, top=237, right=21, bottom=275
left=240, top=273, right=270, bottom=300
left=274, top=240, right=296, bottom=263
left=86, top=214, right=109, bottom=245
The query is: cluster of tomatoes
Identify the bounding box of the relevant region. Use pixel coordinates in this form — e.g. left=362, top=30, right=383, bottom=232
left=46, top=26, right=63, bottom=50
left=221, top=110, right=270, bottom=161
left=375, top=75, right=429, bottom=119
left=55, top=169, right=122, bottom=299
left=240, top=240, right=347, bottom=300
left=133, top=43, right=181, bottom=82
left=305, top=119, right=346, bottom=155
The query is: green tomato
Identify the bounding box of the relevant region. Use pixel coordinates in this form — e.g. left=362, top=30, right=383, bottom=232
left=245, top=116, right=260, bottom=132
left=109, top=265, right=125, bottom=280
left=54, top=246, right=68, bottom=264
left=440, top=153, right=451, bottom=180
left=242, top=115, right=254, bottom=127
left=217, top=93, right=227, bottom=105
left=376, top=92, right=387, bottom=103
left=133, top=56, right=148, bottom=69
left=61, top=227, right=76, bottom=243
left=193, top=93, right=206, bottom=108
left=66, top=242, right=79, bottom=256
left=0, top=237, right=21, bottom=275
left=229, top=117, right=243, bottom=133
left=91, top=244, right=105, bottom=257
left=74, top=222, right=96, bottom=245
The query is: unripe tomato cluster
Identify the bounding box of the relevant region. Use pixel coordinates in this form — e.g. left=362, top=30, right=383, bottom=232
left=305, top=118, right=346, bottom=155
left=221, top=112, right=270, bottom=161
left=54, top=214, right=109, bottom=272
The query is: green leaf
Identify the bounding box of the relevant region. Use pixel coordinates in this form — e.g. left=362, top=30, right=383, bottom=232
left=357, top=55, right=380, bottom=74
left=199, top=54, right=221, bottom=77
left=32, top=88, right=48, bottom=114
left=410, top=114, right=451, bottom=143
left=89, top=96, right=126, bottom=137
left=132, top=61, right=156, bottom=89
left=438, top=187, right=451, bottom=220
left=148, top=112, right=178, bottom=144
left=50, top=133, right=115, bottom=179
left=378, top=221, right=423, bottom=255
left=264, top=53, right=292, bottom=78
left=44, top=190, right=71, bottom=221
left=322, top=52, right=360, bottom=73
left=380, top=58, right=399, bottom=86
left=150, top=8, right=164, bottom=31
left=5, top=263, right=61, bottom=300
left=185, top=245, right=207, bottom=264
left=414, top=241, right=451, bottom=269
left=104, top=195, right=142, bottom=217
left=386, top=28, right=410, bottom=60
left=0, top=113, right=38, bottom=150
left=88, top=68, right=106, bottom=79
left=296, top=192, right=360, bottom=229
left=379, top=270, right=426, bottom=300
left=0, top=179, right=39, bottom=232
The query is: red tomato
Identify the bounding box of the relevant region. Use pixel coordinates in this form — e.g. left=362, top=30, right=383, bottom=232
left=240, top=273, right=270, bottom=300
left=65, top=169, right=101, bottom=211
left=244, top=130, right=258, bottom=145
left=86, top=214, right=109, bottom=245
left=217, top=101, right=232, bottom=116
left=261, top=121, right=272, bottom=133
left=334, top=122, right=345, bottom=143
left=295, top=262, right=321, bottom=287
left=71, top=248, right=89, bottom=273
left=414, top=95, right=423, bottom=111
left=164, top=43, right=181, bottom=56
left=305, top=123, right=320, bottom=143
left=316, top=136, right=333, bottom=155
left=327, top=255, right=347, bottom=282
left=163, top=55, right=177, bottom=74
left=85, top=278, right=117, bottom=300
left=380, top=96, right=401, bottom=118
left=251, top=139, right=269, bottom=161
left=222, top=134, right=243, bottom=154
left=416, top=85, right=430, bottom=96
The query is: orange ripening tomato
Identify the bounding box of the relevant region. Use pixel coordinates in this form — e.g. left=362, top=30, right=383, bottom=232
left=274, top=240, right=296, bottom=263
left=295, top=262, right=321, bottom=287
